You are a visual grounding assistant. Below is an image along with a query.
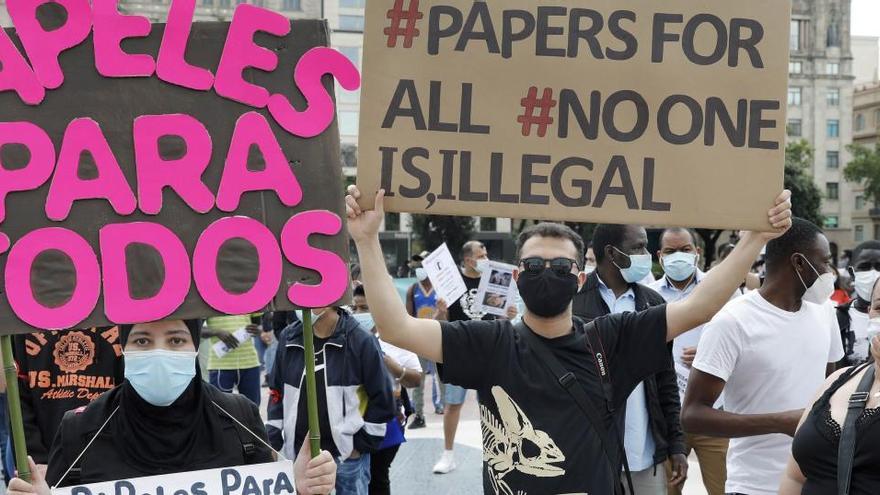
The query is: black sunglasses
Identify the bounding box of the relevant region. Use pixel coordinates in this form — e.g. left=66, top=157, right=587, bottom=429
left=519, top=257, right=579, bottom=274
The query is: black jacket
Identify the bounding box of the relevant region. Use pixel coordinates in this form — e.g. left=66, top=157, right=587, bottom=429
left=45, top=384, right=273, bottom=487
left=572, top=272, right=687, bottom=466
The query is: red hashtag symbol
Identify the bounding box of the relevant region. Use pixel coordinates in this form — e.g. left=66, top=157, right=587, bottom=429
left=517, top=87, right=557, bottom=137
left=384, top=0, right=423, bottom=48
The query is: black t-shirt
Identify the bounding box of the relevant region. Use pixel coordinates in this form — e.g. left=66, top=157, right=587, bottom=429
left=438, top=306, right=669, bottom=495
left=448, top=271, right=496, bottom=322
left=295, top=337, right=339, bottom=457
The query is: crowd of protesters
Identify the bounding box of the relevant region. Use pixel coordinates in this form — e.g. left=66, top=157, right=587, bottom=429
left=4, top=186, right=880, bottom=495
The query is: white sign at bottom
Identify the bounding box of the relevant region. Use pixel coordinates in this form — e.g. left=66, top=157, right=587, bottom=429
left=52, top=460, right=295, bottom=495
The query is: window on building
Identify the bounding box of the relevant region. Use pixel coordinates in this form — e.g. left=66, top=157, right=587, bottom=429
left=218, top=0, right=230, bottom=7
left=282, top=0, right=300, bottom=11
left=827, top=119, right=840, bottom=138
left=827, top=88, right=840, bottom=106
left=789, top=61, right=803, bottom=74
left=827, top=22, right=840, bottom=47
left=787, top=119, right=802, bottom=137
left=339, top=15, right=365, bottom=31
left=827, top=151, right=839, bottom=169
left=856, top=113, right=866, bottom=131
left=825, top=216, right=839, bottom=229
left=340, top=0, right=366, bottom=7
left=856, top=225, right=865, bottom=242
left=787, top=87, right=802, bottom=106
left=338, top=111, right=359, bottom=136
left=875, top=109, right=880, bottom=127
left=856, top=195, right=866, bottom=210
left=827, top=62, right=840, bottom=75
left=790, top=20, right=808, bottom=51
left=826, top=182, right=839, bottom=200
left=338, top=46, right=360, bottom=67
left=384, top=212, right=400, bottom=231
left=479, top=217, right=497, bottom=232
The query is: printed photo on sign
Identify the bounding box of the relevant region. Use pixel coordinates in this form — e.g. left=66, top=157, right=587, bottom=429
left=422, top=243, right=467, bottom=304
left=475, top=261, right=516, bottom=316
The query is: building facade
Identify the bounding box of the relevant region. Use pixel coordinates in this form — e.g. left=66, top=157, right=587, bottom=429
left=851, top=83, right=880, bottom=240
left=852, top=36, right=880, bottom=85
left=788, top=0, right=856, bottom=249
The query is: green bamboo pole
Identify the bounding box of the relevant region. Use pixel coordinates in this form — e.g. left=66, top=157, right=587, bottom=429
left=2, top=335, right=30, bottom=482
left=301, top=311, right=321, bottom=458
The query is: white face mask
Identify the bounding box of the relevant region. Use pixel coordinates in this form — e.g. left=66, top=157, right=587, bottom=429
left=583, top=265, right=596, bottom=275
left=853, top=270, right=880, bottom=302
left=415, top=267, right=428, bottom=281
left=475, top=258, right=490, bottom=273
left=311, top=308, right=328, bottom=321
left=796, top=255, right=835, bottom=304
left=868, top=318, right=880, bottom=355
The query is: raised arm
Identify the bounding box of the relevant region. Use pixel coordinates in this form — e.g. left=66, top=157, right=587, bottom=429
left=346, top=187, right=443, bottom=363
left=666, top=191, right=792, bottom=341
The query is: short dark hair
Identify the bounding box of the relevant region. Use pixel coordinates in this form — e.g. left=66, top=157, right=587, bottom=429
left=660, top=227, right=701, bottom=249
left=851, top=240, right=880, bottom=265
left=765, top=217, right=824, bottom=271
left=461, top=240, right=484, bottom=260
left=517, top=223, right=585, bottom=267
left=353, top=284, right=366, bottom=298
left=591, top=224, right=628, bottom=263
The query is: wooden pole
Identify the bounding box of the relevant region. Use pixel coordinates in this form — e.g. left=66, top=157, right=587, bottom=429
left=301, top=311, right=321, bottom=458
left=2, top=335, right=30, bottom=482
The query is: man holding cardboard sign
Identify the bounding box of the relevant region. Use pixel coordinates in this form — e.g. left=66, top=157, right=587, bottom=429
left=345, top=185, right=791, bottom=495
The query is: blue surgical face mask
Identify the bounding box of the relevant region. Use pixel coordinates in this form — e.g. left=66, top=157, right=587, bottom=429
left=124, top=350, right=197, bottom=407
left=612, top=247, right=652, bottom=284
left=352, top=312, right=375, bottom=331
left=662, top=252, right=698, bottom=282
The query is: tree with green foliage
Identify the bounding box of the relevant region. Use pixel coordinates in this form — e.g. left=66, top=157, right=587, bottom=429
left=784, top=139, right=824, bottom=227
left=844, top=143, right=880, bottom=206
left=410, top=215, right=475, bottom=262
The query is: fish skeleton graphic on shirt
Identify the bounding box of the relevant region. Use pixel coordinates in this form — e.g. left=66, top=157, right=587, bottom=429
left=481, top=386, right=565, bottom=495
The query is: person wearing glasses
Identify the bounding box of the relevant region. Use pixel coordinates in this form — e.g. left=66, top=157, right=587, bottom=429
left=835, top=241, right=880, bottom=367
left=344, top=185, right=791, bottom=495
left=572, top=224, right=688, bottom=495
left=682, top=218, right=845, bottom=495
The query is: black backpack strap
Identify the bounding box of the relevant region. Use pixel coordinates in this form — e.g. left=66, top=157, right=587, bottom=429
left=837, top=364, right=875, bottom=495
left=515, top=320, right=631, bottom=495
left=215, top=396, right=258, bottom=462
left=61, top=421, right=83, bottom=486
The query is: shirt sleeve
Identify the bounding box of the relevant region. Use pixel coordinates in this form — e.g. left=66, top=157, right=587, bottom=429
left=397, top=348, right=422, bottom=372
left=598, top=305, right=669, bottom=405
left=691, top=309, right=743, bottom=382
left=826, top=303, right=845, bottom=362
left=438, top=320, right=508, bottom=390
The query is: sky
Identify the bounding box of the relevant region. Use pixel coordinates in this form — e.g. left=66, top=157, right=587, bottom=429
left=852, top=0, right=880, bottom=37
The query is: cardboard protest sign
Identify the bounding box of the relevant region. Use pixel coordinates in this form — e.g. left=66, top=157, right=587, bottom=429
left=52, top=460, right=296, bottom=495
left=0, top=4, right=359, bottom=334
left=475, top=261, right=516, bottom=317
left=358, top=0, right=789, bottom=230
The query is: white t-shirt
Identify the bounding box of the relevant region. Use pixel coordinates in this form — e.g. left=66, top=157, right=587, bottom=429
left=848, top=307, right=870, bottom=362
left=377, top=338, right=423, bottom=380
left=692, top=291, right=844, bottom=495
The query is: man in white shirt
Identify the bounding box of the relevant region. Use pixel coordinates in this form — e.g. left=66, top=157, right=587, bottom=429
left=682, top=218, right=844, bottom=495
left=650, top=228, right=732, bottom=495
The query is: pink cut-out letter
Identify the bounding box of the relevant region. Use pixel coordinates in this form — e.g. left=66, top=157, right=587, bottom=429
left=134, top=114, right=215, bottom=215
left=281, top=210, right=347, bottom=308
left=46, top=118, right=137, bottom=221
left=5, top=228, right=100, bottom=329
left=268, top=47, right=360, bottom=138
left=193, top=216, right=282, bottom=314
left=214, top=4, right=290, bottom=108
left=216, top=112, right=302, bottom=212
left=100, top=222, right=191, bottom=323
left=0, top=29, right=45, bottom=104
left=0, top=122, right=56, bottom=223
left=93, top=0, right=155, bottom=77
left=7, top=0, right=92, bottom=89
left=156, top=0, right=214, bottom=90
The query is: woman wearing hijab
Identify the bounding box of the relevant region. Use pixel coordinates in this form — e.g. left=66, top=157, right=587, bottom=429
left=7, top=319, right=336, bottom=495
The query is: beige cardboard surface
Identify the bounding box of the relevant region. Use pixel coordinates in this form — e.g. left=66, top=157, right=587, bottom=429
left=358, top=0, right=790, bottom=230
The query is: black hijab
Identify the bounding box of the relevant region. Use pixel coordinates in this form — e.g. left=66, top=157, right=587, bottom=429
left=114, top=319, right=225, bottom=474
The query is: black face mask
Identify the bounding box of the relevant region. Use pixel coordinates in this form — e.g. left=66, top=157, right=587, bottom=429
left=517, top=268, right=579, bottom=318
